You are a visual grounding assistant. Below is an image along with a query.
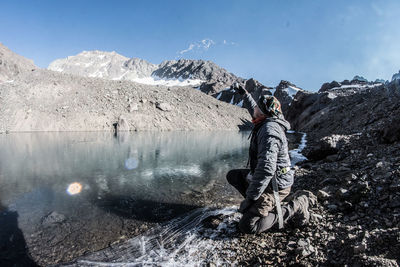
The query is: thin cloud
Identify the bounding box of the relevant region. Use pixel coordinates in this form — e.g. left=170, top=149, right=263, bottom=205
left=178, top=39, right=215, bottom=55
left=223, top=40, right=236, bottom=45
left=178, top=38, right=237, bottom=56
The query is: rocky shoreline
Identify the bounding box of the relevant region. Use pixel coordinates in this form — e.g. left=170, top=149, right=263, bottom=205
left=58, top=122, right=399, bottom=266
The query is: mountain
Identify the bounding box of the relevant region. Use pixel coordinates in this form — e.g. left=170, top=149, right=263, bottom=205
left=0, top=43, right=37, bottom=82
left=318, top=77, right=385, bottom=94
left=49, top=50, right=157, bottom=81
left=287, top=73, right=400, bottom=140
left=48, top=50, right=307, bottom=114
left=48, top=51, right=238, bottom=89
left=0, top=44, right=251, bottom=132
left=392, top=70, right=400, bottom=81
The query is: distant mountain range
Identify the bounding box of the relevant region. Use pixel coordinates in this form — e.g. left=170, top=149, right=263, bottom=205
left=0, top=43, right=251, bottom=132
left=48, top=50, right=238, bottom=88
left=47, top=50, right=308, bottom=110
left=1, top=41, right=400, bottom=133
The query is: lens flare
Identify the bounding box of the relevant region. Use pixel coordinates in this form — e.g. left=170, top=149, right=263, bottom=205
left=125, top=157, right=138, bottom=170
left=67, top=182, right=82, bottom=195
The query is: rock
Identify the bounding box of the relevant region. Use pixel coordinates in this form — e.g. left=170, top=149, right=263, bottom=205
left=353, top=243, right=367, bottom=254
left=341, top=79, right=351, bottom=85
left=336, top=188, right=349, bottom=199
left=305, top=135, right=350, bottom=160
left=319, top=82, right=331, bottom=92
left=345, top=173, right=357, bottom=181
left=156, top=102, right=173, bottom=111
left=317, top=190, right=330, bottom=200
left=296, top=238, right=315, bottom=258
left=327, top=204, right=338, bottom=211
left=376, top=161, right=384, bottom=168
left=274, top=80, right=302, bottom=115
left=325, top=154, right=337, bottom=162
left=42, top=211, right=66, bottom=226
left=202, top=214, right=224, bottom=229
left=320, top=178, right=338, bottom=186
left=380, top=117, right=400, bottom=143
left=128, top=103, right=138, bottom=112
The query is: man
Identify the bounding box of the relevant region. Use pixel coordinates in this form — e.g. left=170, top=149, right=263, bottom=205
left=227, top=83, right=316, bottom=234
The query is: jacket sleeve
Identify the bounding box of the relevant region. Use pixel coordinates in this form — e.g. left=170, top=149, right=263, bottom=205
left=245, top=128, right=282, bottom=201
left=242, top=93, right=258, bottom=117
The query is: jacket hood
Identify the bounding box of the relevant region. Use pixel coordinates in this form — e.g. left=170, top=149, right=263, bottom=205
left=267, top=115, right=291, bottom=131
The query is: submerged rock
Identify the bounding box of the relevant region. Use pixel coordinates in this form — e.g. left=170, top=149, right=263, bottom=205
left=42, top=211, right=65, bottom=226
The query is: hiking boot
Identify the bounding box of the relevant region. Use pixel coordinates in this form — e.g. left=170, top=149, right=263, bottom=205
left=288, top=190, right=317, bottom=226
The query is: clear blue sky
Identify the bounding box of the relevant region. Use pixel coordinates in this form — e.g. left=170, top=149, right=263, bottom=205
left=1, top=0, right=400, bottom=91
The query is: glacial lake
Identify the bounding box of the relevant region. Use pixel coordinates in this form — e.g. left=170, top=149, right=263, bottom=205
left=0, top=131, right=305, bottom=266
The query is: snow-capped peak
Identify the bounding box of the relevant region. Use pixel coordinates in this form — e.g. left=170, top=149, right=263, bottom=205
left=391, top=70, right=400, bottom=81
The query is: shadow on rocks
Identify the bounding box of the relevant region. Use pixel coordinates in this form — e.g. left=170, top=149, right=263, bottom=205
left=94, top=196, right=203, bottom=223
left=0, top=201, right=39, bottom=267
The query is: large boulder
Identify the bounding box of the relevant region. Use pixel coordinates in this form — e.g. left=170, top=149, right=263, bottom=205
left=304, top=134, right=351, bottom=160
left=380, top=117, right=400, bottom=143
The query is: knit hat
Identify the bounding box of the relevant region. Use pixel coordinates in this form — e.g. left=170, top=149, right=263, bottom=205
left=257, top=95, right=282, bottom=116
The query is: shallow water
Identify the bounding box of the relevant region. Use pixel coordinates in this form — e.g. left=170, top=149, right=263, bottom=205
left=0, top=131, right=305, bottom=265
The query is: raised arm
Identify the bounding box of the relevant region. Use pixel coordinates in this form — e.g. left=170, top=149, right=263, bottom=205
left=231, top=83, right=265, bottom=119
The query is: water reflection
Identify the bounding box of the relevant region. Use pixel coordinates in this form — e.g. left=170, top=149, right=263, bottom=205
left=0, top=131, right=250, bottom=210
left=0, top=131, right=303, bottom=265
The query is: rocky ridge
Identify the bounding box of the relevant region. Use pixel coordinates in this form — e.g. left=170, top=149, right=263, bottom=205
left=48, top=50, right=302, bottom=110
left=0, top=44, right=251, bottom=132
left=48, top=51, right=238, bottom=89
left=0, top=43, right=37, bottom=82
left=267, top=75, right=400, bottom=266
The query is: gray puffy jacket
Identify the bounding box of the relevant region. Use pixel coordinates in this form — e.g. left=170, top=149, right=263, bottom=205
left=243, top=93, right=294, bottom=201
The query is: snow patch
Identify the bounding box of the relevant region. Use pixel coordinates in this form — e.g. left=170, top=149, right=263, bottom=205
left=131, top=76, right=203, bottom=87
left=229, top=95, right=234, bottom=104
left=290, top=132, right=307, bottom=166
left=329, top=83, right=382, bottom=91
left=216, top=92, right=222, bottom=100
left=236, top=100, right=243, bottom=107
left=283, top=86, right=301, bottom=99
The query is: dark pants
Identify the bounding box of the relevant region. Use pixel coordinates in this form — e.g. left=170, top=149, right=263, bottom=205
left=226, top=169, right=292, bottom=234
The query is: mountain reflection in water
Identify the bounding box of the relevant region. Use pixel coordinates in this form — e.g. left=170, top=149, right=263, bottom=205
left=0, top=131, right=250, bottom=218
left=0, top=131, right=303, bottom=265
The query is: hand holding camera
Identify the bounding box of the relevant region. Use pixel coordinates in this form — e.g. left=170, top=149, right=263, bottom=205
left=230, top=82, right=247, bottom=95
